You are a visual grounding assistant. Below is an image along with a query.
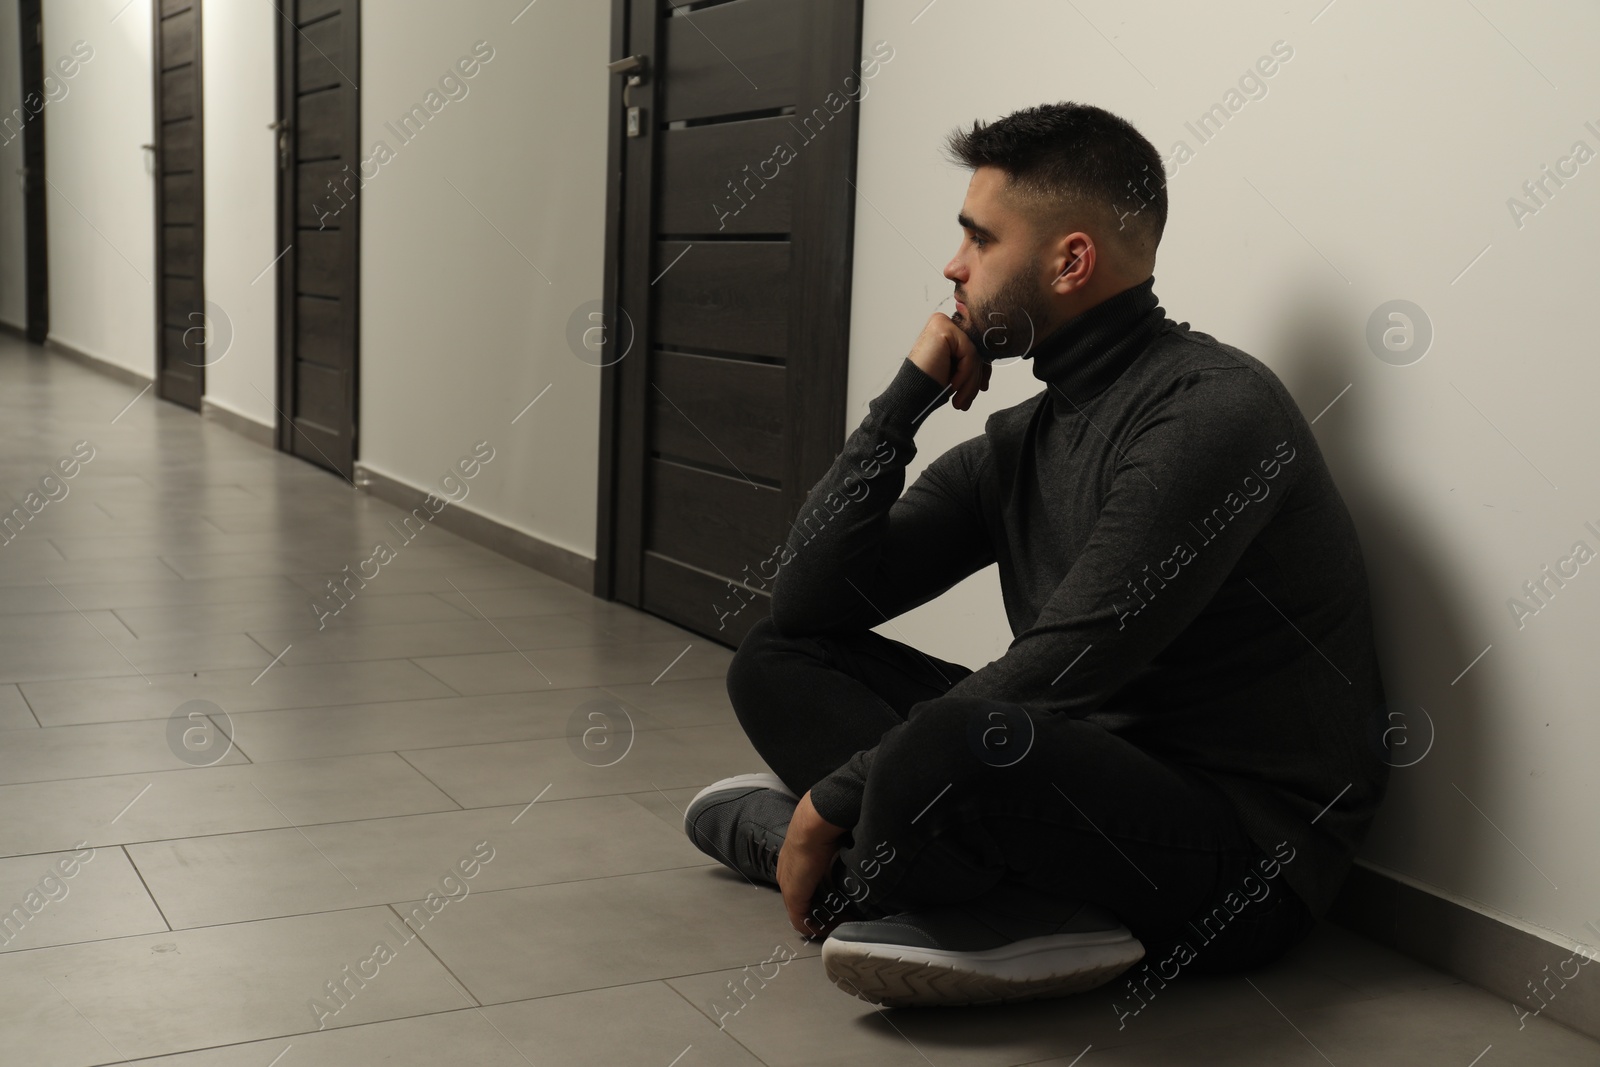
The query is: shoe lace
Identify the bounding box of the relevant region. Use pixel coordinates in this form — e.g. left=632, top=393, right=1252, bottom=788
left=742, top=826, right=781, bottom=882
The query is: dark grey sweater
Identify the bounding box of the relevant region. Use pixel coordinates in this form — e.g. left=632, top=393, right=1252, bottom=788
left=772, top=276, right=1388, bottom=919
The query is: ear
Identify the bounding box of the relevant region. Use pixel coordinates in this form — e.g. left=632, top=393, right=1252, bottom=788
left=1050, top=233, right=1095, bottom=294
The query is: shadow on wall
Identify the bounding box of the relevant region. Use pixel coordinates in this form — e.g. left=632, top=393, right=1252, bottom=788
left=1268, top=282, right=1490, bottom=890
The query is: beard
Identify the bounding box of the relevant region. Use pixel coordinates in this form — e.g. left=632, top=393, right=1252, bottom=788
left=951, top=262, right=1054, bottom=363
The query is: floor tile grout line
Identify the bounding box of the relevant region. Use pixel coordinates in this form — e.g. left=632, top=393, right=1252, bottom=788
left=14, top=683, right=44, bottom=729
left=107, top=606, right=139, bottom=640
left=385, top=900, right=487, bottom=1010
left=120, top=842, right=175, bottom=933
left=660, top=976, right=772, bottom=1063
left=405, top=655, right=468, bottom=698
left=393, top=749, right=470, bottom=810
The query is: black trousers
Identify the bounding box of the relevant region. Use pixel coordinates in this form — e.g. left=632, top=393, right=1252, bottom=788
left=726, top=617, right=1316, bottom=975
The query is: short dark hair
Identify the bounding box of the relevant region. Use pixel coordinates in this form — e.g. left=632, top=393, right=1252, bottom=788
left=945, top=102, right=1166, bottom=269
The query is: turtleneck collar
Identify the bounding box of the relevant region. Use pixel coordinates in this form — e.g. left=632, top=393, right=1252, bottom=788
left=1026, top=275, right=1167, bottom=406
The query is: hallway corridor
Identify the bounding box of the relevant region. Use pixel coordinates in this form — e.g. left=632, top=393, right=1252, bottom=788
left=0, top=338, right=1595, bottom=1064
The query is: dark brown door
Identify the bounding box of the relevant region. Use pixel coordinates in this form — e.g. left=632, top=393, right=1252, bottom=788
left=152, top=0, right=204, bottom=410
left=18, top=0, right=47, bottom=344
left=597, top=0, right=866, bottom=648
left=275, top=0, right=360, bottom=479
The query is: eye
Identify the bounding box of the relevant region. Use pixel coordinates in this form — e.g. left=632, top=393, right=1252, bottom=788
left=967, top=230, right=987, bottom=250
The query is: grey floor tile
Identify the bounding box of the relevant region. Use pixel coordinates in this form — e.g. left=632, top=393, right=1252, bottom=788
left=221, top=688, right=627, bottom=763
left=285, top=563, right=575, bottom=596
left=1275, top=920, right=1465, bottom=1001
left=50, top=531, right=395, bottom=561
left=0, top=683, right=37, bottom=729
left=410, top=865, right=819, bottom=1004
left=411, top=639, right=733, bottom=695
left=432, top=583, right=623, bottom=619
left=628, top=784, right=704, bottom=832
left=0, top=906, right=473, bottom=1061
left=0, top=575, right=309, bottom=616
left=128, top=793, right=711, bottom=928
left=398, top=722, right=772, bottom=807
left=252, top=611, right=698, bottom=667
left=163, top=543, right=508, bottom=581
left=1060, top=977, right=1600, bottom=1065
left=113, top=592, right=473, bottom=636
left=0, top=719, right=250, bottom=785
left=0, top=845, right=168, bottom=953
left=0, top=609, right=134, bottom=643
left=20, top=657, right=458, bottom=726
left=603, top=674, right=741, bottom=729
left=0, top=556, right=190, bottom=587
left=0, top=630, right=276, bottom=685
left=125, top=985, right=763, bottom=1066
left=0, top=534, right=69, bottom=562
left=0, top=752, right=461, bottom=858
left=475, top=982, right=768, bottom=1065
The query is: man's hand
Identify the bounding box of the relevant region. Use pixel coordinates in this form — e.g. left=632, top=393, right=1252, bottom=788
left=907, top=312, right=991, bottom=412
left=778, top=790, right=848, bottom=938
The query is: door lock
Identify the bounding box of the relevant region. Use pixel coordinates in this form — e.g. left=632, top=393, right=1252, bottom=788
left=607, top=54, right=649, bottom=137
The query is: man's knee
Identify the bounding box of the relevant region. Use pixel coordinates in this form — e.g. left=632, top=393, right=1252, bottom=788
left=726, top=615, right=801, bottom=713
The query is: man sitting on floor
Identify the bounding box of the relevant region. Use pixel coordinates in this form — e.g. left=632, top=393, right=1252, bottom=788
left=684, top=101, right=1389, bottom=1009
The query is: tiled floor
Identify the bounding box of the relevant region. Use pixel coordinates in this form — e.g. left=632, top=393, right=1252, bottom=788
left=1, top=340, right=1596, bottom=1066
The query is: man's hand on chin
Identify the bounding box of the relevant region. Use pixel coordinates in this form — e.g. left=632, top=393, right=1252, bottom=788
left=777, top=790, right=848, bottom=938
left=908, top=313, right=991, bottom=412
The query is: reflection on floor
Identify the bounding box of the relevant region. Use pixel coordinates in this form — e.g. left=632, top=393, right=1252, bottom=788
left=1, top=341, right=1595, bottom=1065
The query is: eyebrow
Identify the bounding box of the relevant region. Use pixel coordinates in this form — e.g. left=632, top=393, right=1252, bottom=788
left=957, top=213, right=998, bottom=242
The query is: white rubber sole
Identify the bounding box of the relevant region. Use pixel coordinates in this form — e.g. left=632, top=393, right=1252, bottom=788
left=822, top=929, right=1147, bottom=1008
left=682, top=772, right=797, bottom=836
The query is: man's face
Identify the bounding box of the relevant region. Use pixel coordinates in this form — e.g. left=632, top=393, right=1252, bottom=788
left=943, top=166, right=1055, bottom=363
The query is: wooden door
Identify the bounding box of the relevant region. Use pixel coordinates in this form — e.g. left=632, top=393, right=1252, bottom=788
left=597, top=0, right=865, bottom=648
left=18, top=0, right=46, bottom=343
left=152, top=0, right=204, bottom=409
left=275, top=0, right=360, bottom=479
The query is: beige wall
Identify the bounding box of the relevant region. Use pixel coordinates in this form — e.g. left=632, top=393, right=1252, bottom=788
left=42, top=0, right=152, bottom=377
left=357, top=0, right=611, bottom=563
left=200, top=0, right=277, bottom=429
left=848, top=0, right=1600, bottom=955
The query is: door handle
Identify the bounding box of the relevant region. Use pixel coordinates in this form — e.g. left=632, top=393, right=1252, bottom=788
left=268, top=119, right=291, bottom=169
left=607, top=55, right=649, bottom=137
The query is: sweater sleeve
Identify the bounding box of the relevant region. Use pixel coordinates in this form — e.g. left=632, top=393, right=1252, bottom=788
left=770, top=358, right=997, bottom=829
left=767, top=357, right=996, bottom=638
left=940, top=370, right=1305, bottom=716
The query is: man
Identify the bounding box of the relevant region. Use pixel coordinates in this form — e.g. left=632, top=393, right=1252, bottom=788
left=684, top=102, right=1388, bottom=1009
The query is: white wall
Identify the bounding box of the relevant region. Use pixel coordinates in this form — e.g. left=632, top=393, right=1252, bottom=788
left=0, top=0, right=24, bottom=329
left=358, top=0, right=611, bottom=563
left=43, top=0, right=153, bottom=377
left=200, top=0, right=276, bottom=428
left=850, top=0, right=1600, bottom=955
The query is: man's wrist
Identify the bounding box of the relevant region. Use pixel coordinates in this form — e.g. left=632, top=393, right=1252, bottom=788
left=792, top=791, right=847, bottom=846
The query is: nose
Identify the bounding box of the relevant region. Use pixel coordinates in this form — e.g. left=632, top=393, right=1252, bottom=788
left=943, top=251, right=965, bottom=285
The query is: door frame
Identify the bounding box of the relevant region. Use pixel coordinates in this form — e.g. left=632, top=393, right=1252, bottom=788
left=151, top=0, right=204, bottom=408
left=18, top=0, right=47, bottom=344
left=593, top=0, right=865, bottom=610
left=273, top=0, right=362, bottom=476
left=592, top=0, right=642, bottom=601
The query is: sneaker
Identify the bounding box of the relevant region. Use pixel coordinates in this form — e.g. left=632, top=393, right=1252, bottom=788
left=821, top=881, right=1146, bottom=1007
left=683, top=773, right=799, bottom=887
